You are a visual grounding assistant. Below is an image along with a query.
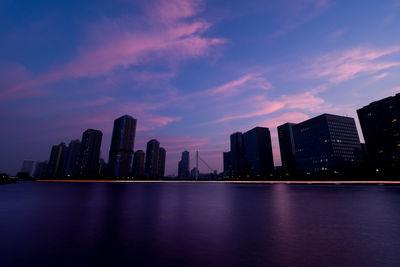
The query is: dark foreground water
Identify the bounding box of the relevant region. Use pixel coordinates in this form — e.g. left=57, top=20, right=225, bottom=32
left=1, top=182, right=400, bottom=267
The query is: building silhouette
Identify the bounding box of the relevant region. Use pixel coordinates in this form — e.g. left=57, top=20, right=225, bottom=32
left=99, top=158, right=106, bottom=177
left=47, top=142, right=67, bottom=178
left=178, top=151, right=190, bottom=178
left=230, top=132, right=246, bottom=177
left=34, top=161, right=48, bottom=178
left=278, top=123, right=297, bottom=176
left=157, top=147, right=166, bottom=177
left=79, top=129, right=103, bottom=177
left=223, top=151, right=232, bottom=176
left=108, top=115, right=137, bottom=177
left=21, top=159, right=35, bottom=176
left=243, top=127, right=274, bottom=176
left=132, top=150, right=145, bottom=176
left=357, top=93, right=400, bottom=173
left=62, top=139, right=81, bottom=177
left=145, top=139, right=160, bottom=178
left=292, top=114, right=363, bottom=175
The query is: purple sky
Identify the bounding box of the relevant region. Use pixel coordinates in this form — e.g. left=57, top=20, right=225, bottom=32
left=1, top=0, right=400, bottom=175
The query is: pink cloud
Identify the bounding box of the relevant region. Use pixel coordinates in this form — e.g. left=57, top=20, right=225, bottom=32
left=2, top=0, right=225, bottom=101
left=205, top=73, right=272, bottom=96
left=206, top=90, right=324, bottom=124
left=305, top=45, right=400, bottom=83
left=259, top=112, right=310, bottom=128
left=369, top=72, right=390, bottom=83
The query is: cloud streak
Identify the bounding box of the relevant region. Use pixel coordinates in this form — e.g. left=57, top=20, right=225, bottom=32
left=305, top=46, right=400, bottom=83
left=1, top=0, right=225, bottom=101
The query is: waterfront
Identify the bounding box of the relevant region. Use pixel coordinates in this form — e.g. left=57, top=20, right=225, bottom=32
left=1, top=182, right=400, bottom=266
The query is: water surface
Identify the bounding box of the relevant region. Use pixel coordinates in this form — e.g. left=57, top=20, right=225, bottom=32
left=1, top=182, right=400, bottom=266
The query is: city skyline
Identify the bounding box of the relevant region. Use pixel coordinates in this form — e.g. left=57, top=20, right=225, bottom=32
left=1, top=0, right=400, bottom=175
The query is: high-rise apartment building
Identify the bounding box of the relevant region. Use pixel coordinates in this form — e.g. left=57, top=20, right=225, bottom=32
left=145, top=139, right=160, bottom=178
left=108, top=115, right=137, bottom=177
left=157, top=147, right=166, bottom=177
left=47, top=142, right=67, bottom=177
left=178, top=151, right=190, bottom=178
left=79, top=129, right=102, bottom=177
left=62, top=139, right=81, bottom=177
left=132, top=150, right=145, bottom=176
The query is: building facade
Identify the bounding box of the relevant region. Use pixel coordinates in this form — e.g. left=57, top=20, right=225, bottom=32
left=357, top=94, right=400, bottom=172
left=223, top=151, right=232, bottom=176
left=278, top=123, right=297, bottom=175
left=132, top=150, right=145, bottom=176
left=230, top=132, right=246, bottom=177
left=157, top=147, right=166, bottom=178
left=293, top=114, right=362, bottom=174
left=47, top=142, right=67, bottom=178
left=108, top=115, right=137, bottom=177
left=79, top=129, right=103, bottom=177
left=178, top=151, right=190, bottom=178
left=145, top=139, right=160, bottom=178
left=62, top=139, right=81, bottom=177
left=243, top=127, right=274, bottom=176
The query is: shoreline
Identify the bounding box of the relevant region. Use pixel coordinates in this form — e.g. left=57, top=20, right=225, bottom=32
left=35, top=180, right=400, bottom=185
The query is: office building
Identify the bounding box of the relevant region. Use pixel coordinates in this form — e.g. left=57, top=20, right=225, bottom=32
left=243, top=127, right=274, bottom=176
left=178, top=151, right=190, bottom=178
left=145, top=139, right=160, bottom=178
left=108, top=115, right=137, bottom=177
left=132, top=150, right=145, bottom=176
left=293, top=114, right=363, bottom=174
left=278, top=123, right=297, bottom=175
left=357, top=94, right=400, bottom=171
left=79, top=129, right=103, bottom=177
left=230, top=132, right=246, bottom=177
left=223, top=151, right=232, bottom=176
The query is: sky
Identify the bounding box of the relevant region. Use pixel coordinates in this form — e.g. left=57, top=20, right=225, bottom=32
left=1, top=0, right=400, bottom=176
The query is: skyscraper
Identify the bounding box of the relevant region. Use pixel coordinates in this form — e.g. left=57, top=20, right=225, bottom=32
left=293, top=114, right=362, bottom=175
left=243, top=127, right=274, bottom=176
left=157, top=147, right=166, bottom=178
left=62, top=139, right=81, bottom=177
left=278, top=123, right=297, bottom=175
left=178, top=151, right=190, bottom=178
left=230, top=132, right=246, bottom=177
left=47, top=142, right=67, bottom=178
left=132, top=150, right=145, bottom=176
left=357, top=93, right=400, bottom=173
left=79, top=129, right=103, bottom=177
left=108, top=115, right=137, bottom=177
left=223, top=151, right=232, bottom=176
left=145, top=139, right=160, bottom=178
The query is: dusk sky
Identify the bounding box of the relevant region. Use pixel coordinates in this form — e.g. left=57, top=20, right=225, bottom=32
left=1, top=0, right=400, bottom=175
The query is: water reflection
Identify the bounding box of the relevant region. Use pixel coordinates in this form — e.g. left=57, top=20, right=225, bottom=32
left=1, top=182, right=400, bottom=266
